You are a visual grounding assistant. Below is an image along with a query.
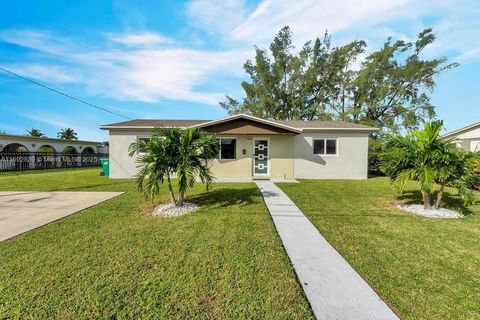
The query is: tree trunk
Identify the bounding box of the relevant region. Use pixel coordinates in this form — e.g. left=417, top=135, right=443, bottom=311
left=422, top=192, right=432, bottom=210
left=166, top=173, right=176, bottom=205
left=433, top=184, right=445, bottom=210
left=177, top=190, right=185, bottom=207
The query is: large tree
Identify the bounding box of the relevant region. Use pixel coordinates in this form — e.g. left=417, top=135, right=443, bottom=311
left=352, top=29, right=458, bottom=132
left=221, top=27, right=456, bottom=132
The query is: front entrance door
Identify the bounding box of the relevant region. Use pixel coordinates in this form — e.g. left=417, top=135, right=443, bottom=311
left=253, top=139, right=269, bottom=176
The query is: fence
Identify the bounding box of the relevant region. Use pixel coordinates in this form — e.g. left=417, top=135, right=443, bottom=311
left=0, top=152, right=109, bottom=173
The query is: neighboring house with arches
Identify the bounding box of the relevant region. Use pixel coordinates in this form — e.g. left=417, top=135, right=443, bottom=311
left=0, top=133, right=104, bottom=154
left=440, top=122, right=480, bottom=152
left=0, top=133, right=108, bottom=171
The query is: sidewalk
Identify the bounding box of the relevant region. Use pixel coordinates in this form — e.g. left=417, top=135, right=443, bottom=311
left=255, top=180, right=399, bottom=320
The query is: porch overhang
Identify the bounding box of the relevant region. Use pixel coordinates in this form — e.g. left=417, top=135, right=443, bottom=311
left=190, top=114, right=302, bottom=135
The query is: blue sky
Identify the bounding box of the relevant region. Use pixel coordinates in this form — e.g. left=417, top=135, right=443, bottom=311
left=0, top=0, right=479, bottom=141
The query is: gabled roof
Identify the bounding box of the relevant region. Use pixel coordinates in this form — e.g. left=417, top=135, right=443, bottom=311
left=100, top=113, right=377, bottom=132
left=440, top=121, right=480, bottom=140
left=190, top=114, right=302, bottom=133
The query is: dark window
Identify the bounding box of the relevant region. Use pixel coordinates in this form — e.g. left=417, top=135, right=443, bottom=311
left=313, top=139, right=337, bottom=155
left=220, top=138, right=236, bottom=159
left=138, top=137, right=151, bottom=144
left=326, top=139, right=337, bottom=155
left=313, top=139, right=325, bottom=154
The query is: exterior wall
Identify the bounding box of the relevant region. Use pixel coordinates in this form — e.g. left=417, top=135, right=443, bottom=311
left=452, top=138, right=480, bottom=152
left=109, top=129, right=152, bottom=178
left=0, top=135, right=100, bottom=153
left=198, top=135, right=295, bottom=180
left=269, top=135, right=295, bottom=179
left=455, top=127, right=480, bottom=140
left=446, top=126, right=480, bottom=152
left=108, top=129, right=369, bottom=180
left=109, top=130, right=295, bottom=180
left=293, top=131, right=369, bottom=179
left=211, top=135, right=251, bottom=180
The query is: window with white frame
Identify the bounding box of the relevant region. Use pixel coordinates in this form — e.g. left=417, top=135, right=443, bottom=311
left=313, top=138, right=337, bottom=155
left=219, top=138, right=236, bottom=159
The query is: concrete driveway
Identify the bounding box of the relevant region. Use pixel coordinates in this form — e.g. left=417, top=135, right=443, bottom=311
left=0, top=191, right=123, bottom=242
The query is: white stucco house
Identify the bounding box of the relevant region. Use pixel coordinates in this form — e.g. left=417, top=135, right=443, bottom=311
left=0, top=133, right=106, bottom=154
left=100, top=114, right=377, bottom=180
left=440, top=121, right=480, bottom=152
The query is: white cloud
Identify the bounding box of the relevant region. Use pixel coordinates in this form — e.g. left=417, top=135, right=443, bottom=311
left=0, top=29, right=239, bottom=105
left=1, top=0, right=478, bottom=111
left=111, top=32, right=172, bottom=47
left=4, top=64, right=77, bottom=84
left=230, top=0, right=415, bottom=47
left=186, top=0, right=248, bottom=34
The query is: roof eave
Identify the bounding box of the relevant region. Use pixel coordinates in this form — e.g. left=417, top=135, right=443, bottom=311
left=300, top=127, right=378, bottom=131
left=100, top=125, right=188, bottom=130
left=440, top=122, right=480, bottom=140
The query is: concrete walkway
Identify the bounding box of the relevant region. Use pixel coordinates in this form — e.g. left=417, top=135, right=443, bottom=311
left=0, top=191, right=123, bottom=242
left=255, top=181, right=399, bottom=320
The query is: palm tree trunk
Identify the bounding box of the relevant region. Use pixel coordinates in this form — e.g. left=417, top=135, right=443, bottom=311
left=178, top=190, right=185, bottom=207
left=433, top=184, right=445, bottom=210
left=166, top=173, right=176, bottom=205
left=422, top=192, right=432, bottom=210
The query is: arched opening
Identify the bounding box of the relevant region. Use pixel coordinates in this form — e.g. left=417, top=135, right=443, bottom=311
left=1, top=143, right=29, bottom=153
left=80, top=147, right=97, bottom=167
left=36, top=145, right=56, bottom=153
left=0, top=143, right=30, bottom=171
left=62, top=146, right=78, bottom=154
left=61, top=146, right=78, bottom=168
left=35, top=145, right=57, bottom=169
left=81, top=147, right=95, bottom=155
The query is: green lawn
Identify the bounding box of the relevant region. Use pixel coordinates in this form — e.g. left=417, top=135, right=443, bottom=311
left=279, top=178, right=480, bottom=320
left=0, top=169, right=313, bottom=319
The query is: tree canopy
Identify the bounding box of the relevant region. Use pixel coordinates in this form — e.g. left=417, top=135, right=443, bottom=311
left=26, top=128, right=45, bottom=137
left=57, top=128, right=78, bottom=140
left=221, top=26, right=457, bottom=133
left=129, top=127, right=219, bottom=206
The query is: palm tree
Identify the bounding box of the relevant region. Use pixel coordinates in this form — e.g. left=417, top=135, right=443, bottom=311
left=57, top=128, right=78, bottom=140
left=129, top=127, right=219, bottom=206
left=381, top=120, right=478, bottom=210
left=26, top=128, right=45, bottom=137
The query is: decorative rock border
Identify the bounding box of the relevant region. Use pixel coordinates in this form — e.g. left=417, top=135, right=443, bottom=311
left=398, top=204, right=462, bottom=219
left=151, top=202, right=199, bottom=217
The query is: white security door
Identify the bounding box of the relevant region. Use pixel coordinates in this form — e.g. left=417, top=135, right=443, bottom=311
left=253, top=139, right=269, bottom=176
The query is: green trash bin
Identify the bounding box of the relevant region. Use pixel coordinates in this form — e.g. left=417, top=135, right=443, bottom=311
left=99, top=158, right=109, bottom=177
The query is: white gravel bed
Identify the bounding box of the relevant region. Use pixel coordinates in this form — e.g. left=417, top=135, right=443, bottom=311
left=397, top=204, right=462, bottom=219
left=151, top=202, right=199, bottom=217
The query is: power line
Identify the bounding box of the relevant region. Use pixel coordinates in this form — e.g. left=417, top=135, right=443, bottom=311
left=0, top=66, right=132, bottom=120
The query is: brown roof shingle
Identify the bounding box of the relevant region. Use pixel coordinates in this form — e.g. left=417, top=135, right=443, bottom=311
left=101, top=119, right=208, bottom=128
left=276, top=120, right=375, bottom=129
left=101, top=117, right=376, bottom=130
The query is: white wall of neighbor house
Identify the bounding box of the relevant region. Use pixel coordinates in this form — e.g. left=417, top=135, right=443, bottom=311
left=108, top=129, right=152, bottom=178
left=293, top=131, right=370, bottom=179
left=0, top=136, right=99, bottom=153
left=448, top=126, right=480, bottom=152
